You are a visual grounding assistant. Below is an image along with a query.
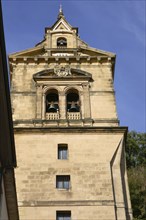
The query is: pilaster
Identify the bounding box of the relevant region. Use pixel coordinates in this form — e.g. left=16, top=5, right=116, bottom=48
left=82, top=83, right=91, bottom=119
left=59, top=91, right=66, bottom=120
left=36, top=84, right=43, bottom=119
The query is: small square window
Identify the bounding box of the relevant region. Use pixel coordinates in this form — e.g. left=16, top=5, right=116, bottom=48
left=56, top=211, right=71, bottom=220
left=56, top=175, right=70, bottom=189
left=58, top=144, right=68, bottom=160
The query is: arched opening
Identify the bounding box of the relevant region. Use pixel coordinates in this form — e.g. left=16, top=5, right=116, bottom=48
left=57, top=37, right=67, bottom=48
left=46, top=89, right=59, bottom=113
left=66, top=89, right=80, bottom=112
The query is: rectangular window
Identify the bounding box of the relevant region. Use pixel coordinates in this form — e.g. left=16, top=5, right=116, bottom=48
left=56, top=211, right=71, bottom=220
left=58, top=144, right=68, bottom=160
left=56, top=175, right=70, bottom=189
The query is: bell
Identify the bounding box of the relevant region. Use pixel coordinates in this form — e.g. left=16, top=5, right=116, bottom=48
left=69, top=102, right=79, bottom=112
left=47, top=103, right=58, bottom=113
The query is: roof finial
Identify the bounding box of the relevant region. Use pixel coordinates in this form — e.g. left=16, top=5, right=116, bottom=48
left=59, top=4, right=62, bottom=13
left=58, top=4, right=64, bottom=19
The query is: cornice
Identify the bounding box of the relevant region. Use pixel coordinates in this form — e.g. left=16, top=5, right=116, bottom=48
left=9, top=55, right=115, bottom=64
left=14, top=125, right=127, bottom=134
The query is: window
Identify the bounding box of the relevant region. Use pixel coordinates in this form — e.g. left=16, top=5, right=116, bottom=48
left=57, top=37, right=67, bottom=48
left=56, top=175, right=70, bottom=189
left=56, top=211, right=71, bottom=220
left=58, top=144, right=68, bottom=160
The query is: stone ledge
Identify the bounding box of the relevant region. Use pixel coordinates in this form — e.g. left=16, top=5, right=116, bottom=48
left=14, top=125, right=128, bottom=134
left=18, top=199, right=115, bottom=207
left=90, top=90, right=115, bottom=94
left=13, top=118, right=119, bottom=127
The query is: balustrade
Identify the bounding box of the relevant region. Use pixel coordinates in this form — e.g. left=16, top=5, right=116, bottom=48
left=45, top=112, right=81, bottom=120
left=67, top=112, right=81, bottom=120
left=46, top=113, right=59, bottom=120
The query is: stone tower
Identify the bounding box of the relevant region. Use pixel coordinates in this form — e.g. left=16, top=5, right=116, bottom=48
left=9, top=7, right=132, bottom=220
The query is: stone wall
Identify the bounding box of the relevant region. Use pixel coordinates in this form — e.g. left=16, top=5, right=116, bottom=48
left=11, top=61, right=118, bottom=125
left=14, top=129, right=131, bottom=220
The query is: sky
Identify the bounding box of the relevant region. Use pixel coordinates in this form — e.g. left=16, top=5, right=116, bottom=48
left=2, top=0, right=146, bottom=132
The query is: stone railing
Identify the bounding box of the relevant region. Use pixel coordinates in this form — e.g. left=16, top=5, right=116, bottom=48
left=67, top=112, right=81, bottom=120
left=45, top=112, right=81, bottom=120
left=46, top=113, right=59, bottom=120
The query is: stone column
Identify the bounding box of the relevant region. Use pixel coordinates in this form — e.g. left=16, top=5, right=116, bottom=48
left=42, top=93, right=45, bottom=120
left=36, top=84, right=43, bottom=119
left=80, top=92, right=84, bottom=119
left=59, top=91, right=66, bottom=120
left=82, top=83, right=91, bottom=119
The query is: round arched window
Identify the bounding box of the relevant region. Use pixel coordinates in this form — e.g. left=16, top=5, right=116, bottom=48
left=46, top=89, right=59, bottom=113
left=66, top=89, right=80, bottom=112
left=57, top=37, right=67, bottom=48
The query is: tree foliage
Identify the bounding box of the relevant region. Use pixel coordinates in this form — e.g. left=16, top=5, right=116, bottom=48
left=126, top=131, right=146, bottom=219
left=126, top=131, right=146, bottom=169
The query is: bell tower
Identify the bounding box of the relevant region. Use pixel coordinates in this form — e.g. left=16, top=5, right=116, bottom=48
left=9, top=7, right=132, bottom=220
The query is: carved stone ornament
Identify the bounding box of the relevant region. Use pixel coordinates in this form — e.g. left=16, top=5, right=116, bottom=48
left=54, top=65, right=71, bottom=77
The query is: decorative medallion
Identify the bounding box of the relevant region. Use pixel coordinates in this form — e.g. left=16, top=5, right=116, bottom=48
left=54, top=65, right=71, bottom=77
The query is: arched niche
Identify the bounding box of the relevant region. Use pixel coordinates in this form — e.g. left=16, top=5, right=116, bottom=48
left=46, top=89, right=59, bottom=113
left=57, top=37, right=67, bottom=48
left=66, top=89, right=80, bottom=112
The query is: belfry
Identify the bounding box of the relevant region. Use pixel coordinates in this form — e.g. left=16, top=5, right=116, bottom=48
left=9, top=7, right=132, bottom=220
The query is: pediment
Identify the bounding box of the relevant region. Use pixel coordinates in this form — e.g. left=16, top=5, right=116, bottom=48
left=52, top=19, right=71, bottom=31
left=52, top=18, right=72, bottom=31
left=33, top=66, right=92, bottom=81
left=78, top=46, right=116, bottom=58
left=9, top=46, right=45, bottom=58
